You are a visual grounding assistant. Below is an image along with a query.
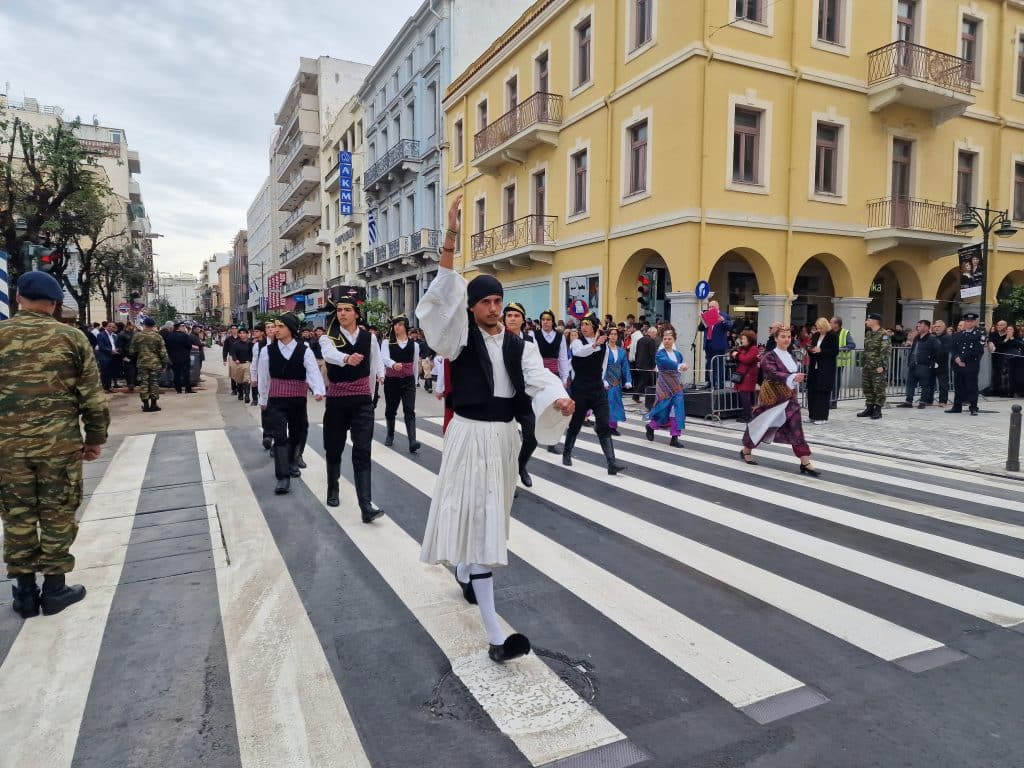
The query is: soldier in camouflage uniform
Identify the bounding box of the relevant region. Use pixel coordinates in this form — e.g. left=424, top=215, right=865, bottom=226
left=129, top=317, right=170, bottom=412
left=857, top=312, right=892, bottom=420
left=0, top=272, right=109, bottom=618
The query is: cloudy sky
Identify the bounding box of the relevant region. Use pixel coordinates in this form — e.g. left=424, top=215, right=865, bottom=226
left=2, top=0, right=420, bottom=276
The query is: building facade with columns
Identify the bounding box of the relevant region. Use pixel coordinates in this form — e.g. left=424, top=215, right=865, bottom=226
left=442, top=0, right=1024, bottom=346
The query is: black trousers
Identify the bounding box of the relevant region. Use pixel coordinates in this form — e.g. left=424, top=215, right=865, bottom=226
left=99, top=357, right=114, bottom=389
left=384, top=376, right=416, bottom=422
left=807, top=389, right=831, bottom=421
left=323, top=397, right=374, bottom=469
left=936, top=365, right=950, bottom=403
left=515, top=405, right=537, bottom=470
left=565, top=385, right=611, bottom=440
left=904, top=363, right=935, bottom=404
left=123, top=360, right=138, bottom=388
left=952, top=365, right=979, bottom=409
left=265, top=397, right=308, bottom=452
left=171, top=358, right=190, bottom=391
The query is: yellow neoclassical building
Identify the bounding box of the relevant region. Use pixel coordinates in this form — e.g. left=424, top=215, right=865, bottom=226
left=441, top=0, right=1024, bottom=338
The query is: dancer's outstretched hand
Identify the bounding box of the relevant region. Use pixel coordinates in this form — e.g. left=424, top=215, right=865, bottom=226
left=554, top=398, right=575, bottom=416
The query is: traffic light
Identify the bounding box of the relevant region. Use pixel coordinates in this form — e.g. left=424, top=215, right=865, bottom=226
left=636, top=274, right=651, bottom=310
left=38, top=249, right=56, bottom=273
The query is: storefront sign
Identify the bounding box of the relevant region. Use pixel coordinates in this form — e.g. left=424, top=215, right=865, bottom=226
left=338, top=151, right=354, bottom=217
left=267, top=270, right=287, bottom=310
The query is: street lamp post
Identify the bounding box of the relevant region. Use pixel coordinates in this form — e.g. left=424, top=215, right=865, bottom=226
left=954, top=200, right=1018, bottom=325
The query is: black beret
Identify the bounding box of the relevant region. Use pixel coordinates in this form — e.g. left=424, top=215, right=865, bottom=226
left=866, top=313, right=883, bottom=322
left=16, top=271, right=63, bottom=302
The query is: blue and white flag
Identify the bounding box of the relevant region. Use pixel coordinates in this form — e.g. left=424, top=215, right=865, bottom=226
left=368, top=208, right=378, bottom=246
left=0, top=250, right=9, bottom=321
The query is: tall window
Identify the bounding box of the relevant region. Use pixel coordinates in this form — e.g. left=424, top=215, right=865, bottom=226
left=426, top=84, right=437, bottom=137
left=571, top=149, right=588, bottom=215
left=956, top=150, right=976, bottom=210
left=732, top=108, right=761, bottom=184
left=633, top=0, right=653, bottom=49
left=814, top=123, right=839, bottom=194
left=536, top=51, right=550, bottom=92
left=628, top=120, right=649, bottom=195
left=475, top=198, right=486, bottom=234
left=575, top=18, right=592, bottom=87
left=735, top=0, right=763, bottom=23
left=477, top=99, right=488, bottom=130
left=506, top=76, right=518, bottom=110
left=1014, top=163, right=1024, bottom=221
left=1018, top=35, right=1024, bottom=96
left=897, top=0, right=916, bottom=44
left=503, top=184, right=516, bottom=236
left=817, top=0, right=841, bottom=44
left=961, top=18, right=980, bottom=82
left=453, top=119, right=463, bottom=165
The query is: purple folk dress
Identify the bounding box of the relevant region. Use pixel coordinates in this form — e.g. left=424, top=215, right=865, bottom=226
left=742, top=349, right=811, bottom=458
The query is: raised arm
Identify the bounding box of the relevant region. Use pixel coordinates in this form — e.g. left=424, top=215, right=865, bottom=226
left=415, top=196, right=470, bottom=360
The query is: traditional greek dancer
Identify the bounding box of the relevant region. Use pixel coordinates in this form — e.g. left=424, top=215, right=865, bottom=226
left=230, top=327, right=253, bottom=403
left=561, top=312, right=626, bottom=474
left=644, top=325, right=687, bottom=447
left=533, top=309, right=570, bottom=453
left=417, top=197, right=574, bottom=662
left=604, top=327, right=632, bottom=436
left=502, top=301, right=539, bottom=487
left=380, top=315, right=421, bottom=453
left=257, top=312, right=325, bottom=494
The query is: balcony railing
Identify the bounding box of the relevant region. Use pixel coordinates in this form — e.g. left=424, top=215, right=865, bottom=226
left=867, top=197, right=963, bottom=234
left=279, top=236, right=320, bottom=268
left=409, top=229, right=441, bottom=253
left=279, top=198, right=320, bottom=237
left=474, top=92, right=564, bottom=158
left=471, top=214, right=556, bottom=260
left=282, top=275, right=322, bottom=295
left=867, top=41, right=973, bottom=95
left=364, top=139, right=420, bottom=187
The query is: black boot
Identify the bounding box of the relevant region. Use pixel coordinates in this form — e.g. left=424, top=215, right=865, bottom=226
left=870, top=405, right=883, bottom=420
left=274, top=445, right=291, bottom=494
left=488, top=633, right=531, bottom=663
left=243, top=383, right=251, bottom=404
left=237, top=386, right=244, bottom=401
left=405, top=415, right=421, bottom=453
left=11, top=574, right=40, bottom=619
left=562, top=433, right=577, bottom=467
left=294, top=439, right=307, bottom=469
left=384, top=417, right=395, bottom=447
left=288, top=444, right=302, bottom=478
left=326, top=460, right=341, bottom=507
left=669, top=436, right=683, bottom=448
left=230, top=381, right=237, bottom=395
left=856, top=406, right=873, bottom=417
left=141, top=399, right=151, bottom=412
left=356, top=467, right=383, bottom=523
left=263, top=436, right=273, bottom=450
left=547, top=444, right=560, bottom=454
left=149, top=398, right=162, bottom=412
left=519, top=463, right=533, bottom=488
left=40, top=574, right=86, bottom=616
left=600, top=435, right=626, bottom=475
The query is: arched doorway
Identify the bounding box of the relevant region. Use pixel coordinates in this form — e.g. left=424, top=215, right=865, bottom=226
left=708, top=247, right=774, bottom=329
left=616, top=248, right=672, bottom=324
left=995, top=269, right=1024, bottom=324
left=867, top=260, right=923, bottom=328
left=791, top=254, right=850, bottom=329
left=935, top=265, right=961, bottom=324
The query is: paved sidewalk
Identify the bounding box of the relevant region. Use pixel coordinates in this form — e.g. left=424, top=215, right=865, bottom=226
left=624, top=395, right=1024, bottom=478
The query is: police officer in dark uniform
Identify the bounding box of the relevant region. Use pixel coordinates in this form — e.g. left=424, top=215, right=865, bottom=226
left=946, top=312, right=985, bottom=415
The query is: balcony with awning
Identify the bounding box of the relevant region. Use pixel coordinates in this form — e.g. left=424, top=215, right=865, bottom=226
left=473, top=92, right=563, bottom=174
left=867, top=41, right=975, bottom=124
left=470, top=214, right=556, bottom=272
left=865, top=197, right=971, bottom=258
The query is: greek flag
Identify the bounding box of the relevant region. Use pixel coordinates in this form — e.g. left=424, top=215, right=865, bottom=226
left=368, top=208, right=378, bottom=246
left=0, top=250, right=9, bottom=321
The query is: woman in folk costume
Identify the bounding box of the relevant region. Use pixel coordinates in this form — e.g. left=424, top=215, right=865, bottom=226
left=643, top=325, right=688, bottom=448
left=417, top=196, right=575, bottom=663
left=604, top=327, right=632, bottom=436
left=739, top=325, right=821, bottom=475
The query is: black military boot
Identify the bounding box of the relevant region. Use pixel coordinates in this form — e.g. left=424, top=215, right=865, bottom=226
left=870, top=405, right=883, bottom=420
left=326, top=460, right=341, bottom=507
left=243, top=383, right=251, bottom=404
left=856, top=406, right=873, bottom=417
left=40, top=574, right=86, bottom=616
left=237, top=386, right=244, bottom=401
left=141, top=399, right=151, bottom=412
left=288, top=444, right=302, bottom=478
left=273, top=444, right=291, bottom=494
left=11, top=574, right=40, bottom=619
left=384, top=417, right=395, bottom=447
left=356, top=467, right=383, bottom=523
left=149, top=398, right=162, bottom=412
left=405, top=415, right=421, bottom=453
left=600, top=435, right=626, bottom=475
left=561, top=433, right=577, bottom=467
left=231, top=380, right=238, bottom=395
left=518, top=461, right=533, bottom=488
left=294, top=439, right=307, bottom=469
left=547, top=444, right=560, bottom=454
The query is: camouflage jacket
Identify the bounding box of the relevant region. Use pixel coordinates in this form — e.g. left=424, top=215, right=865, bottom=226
left=0, top=310, right=110, bottom=457
left=862, top=327, right=892, bottom=370
left=130, top=328, right=169, bottom=369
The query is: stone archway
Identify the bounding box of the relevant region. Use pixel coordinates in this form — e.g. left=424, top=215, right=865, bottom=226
left=707, top=247, right=777, bottom=327
left=791, top=254, right=852, bottom=329
left=935, top=265, right=962, bottom=324
left=867, top=260, right=924, bottom=328
left=615, top=248, right=672, bottom=323
left=996, top=269, right=1024, bottom=324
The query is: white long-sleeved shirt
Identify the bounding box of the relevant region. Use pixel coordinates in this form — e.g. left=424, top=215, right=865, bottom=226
left=432, top=356, right=446, bottom=396
left=415, top=266, right=569, bottom=443
left=256, top=338, right=325, bottom=407
left=628, top=329, right=644, bottom=362
left=535, top=328, right=571, bottom=382
left=569, top=335, right=609, bottom=381
left=319, top=328, right=386, bottom=381
left=379, top=338, right=420, bottom=369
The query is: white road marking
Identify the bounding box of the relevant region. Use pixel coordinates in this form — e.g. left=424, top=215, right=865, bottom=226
left=196, top=429, right=372, bottom=768
left=0, top=434, right=155, bottom=768
left=301, top=439, right=627, bottom=766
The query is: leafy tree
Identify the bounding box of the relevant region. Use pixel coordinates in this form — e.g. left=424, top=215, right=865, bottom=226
left=149, top=297, right=178, bottom=325
left=361, top=298, right=391, bottom=330
left=92, top=246, right=148, bottom=321
left=254, top=311, right=280, bottom=325
left=996, top=284, right=1024, bottom=325
left=57, top=185, right=127, bottom=323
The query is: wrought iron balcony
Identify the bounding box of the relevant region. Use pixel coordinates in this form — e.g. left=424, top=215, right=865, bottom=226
left=865, top=196, right=970, bottom=257
left=409, top=228, right=441, bottom=254
left=473, top=92, right=563, bottom=173
left=471, top=215, right=556, bottom=268
left=364, top=139, right=420, bottom=188
left=867, top=41, right=975, bottom=123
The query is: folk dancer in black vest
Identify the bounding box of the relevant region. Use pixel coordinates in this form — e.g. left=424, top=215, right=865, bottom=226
left=230, top=328, right=253, bottom=403
left=319, top=297, right=386, bottom=522
left=257, top=312, right=325, bottom=494
left=417, top=196, right=575, bottom=662
left=534, top=309, right=570, bottom=453
left=252, top=323, right=276, bottom=450
left=380, top=315, right=421, bottom=452
left=502, top=301, right=539, bottom=487
left=562, top=311, right=627, bottom=475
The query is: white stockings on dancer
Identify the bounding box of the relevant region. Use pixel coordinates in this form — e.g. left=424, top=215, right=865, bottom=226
left=468, top=564, right=505, bottom=645
left=456, top=563, right=470, bottom=585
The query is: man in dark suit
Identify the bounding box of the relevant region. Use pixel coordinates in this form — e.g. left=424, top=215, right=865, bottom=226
left=94, top=321, right=120, bottom=392
left=898, top=319, right=942, bottom=408
left=164, top=322, right=194, bottom=393
left=633, top=325, right=659, bottom=404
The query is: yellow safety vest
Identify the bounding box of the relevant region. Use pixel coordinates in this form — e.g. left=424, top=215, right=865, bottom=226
left=837, top=328, right=852, bottom=367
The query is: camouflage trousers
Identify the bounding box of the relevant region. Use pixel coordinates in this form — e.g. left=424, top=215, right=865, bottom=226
left=863, top=367, right=887, bottom=407
left=138, top=367, right=161, bottom=401
left=0, top=452, right=83, bottom=576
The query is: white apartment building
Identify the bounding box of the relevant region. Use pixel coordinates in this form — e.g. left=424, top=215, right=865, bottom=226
left=273, top=56, right=370, bottom=317
left=197, top=252, right=231, bottom=317
left=156, top=272, right=199, bottom=316
left=246, top=176, right=275, bottom=313
left=321, top=96, right=366, bottom=301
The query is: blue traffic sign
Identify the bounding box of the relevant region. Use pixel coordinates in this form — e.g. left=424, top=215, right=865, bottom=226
left=695, top=280, right=711, bottom=300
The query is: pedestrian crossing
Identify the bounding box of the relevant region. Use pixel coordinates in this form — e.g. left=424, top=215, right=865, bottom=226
left=1, top=417, right=1022, bottom=768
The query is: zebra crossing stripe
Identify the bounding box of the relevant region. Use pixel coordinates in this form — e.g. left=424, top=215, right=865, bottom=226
left=401, top=427, right=952, bottom=668
left=196, top=429, right=373, bottom=768
left=300, top=435, right=636, bottom=767
left=612, top=423, right=1024, bottom=542
left=383, top=424, right=825, bottom=722
left=553, top=437, right=1024, bottom=627
left=0, top=434, right=155, bottom=768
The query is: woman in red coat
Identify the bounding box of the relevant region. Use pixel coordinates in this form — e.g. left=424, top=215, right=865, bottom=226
left=729, top=329, right=760, bottom=422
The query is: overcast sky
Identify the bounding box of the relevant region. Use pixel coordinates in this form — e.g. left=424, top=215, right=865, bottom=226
left=2, top=0, right=420, bottom=277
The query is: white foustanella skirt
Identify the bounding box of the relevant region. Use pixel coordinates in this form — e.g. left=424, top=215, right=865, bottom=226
left=419, top=415, right=521, bottom=567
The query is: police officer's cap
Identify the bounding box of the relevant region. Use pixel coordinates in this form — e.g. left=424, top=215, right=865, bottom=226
left=962, top=312, right=979, bottom=320
left=16, top=271, right=63, bottom=302
left=866, top=312, right=883, bottom=322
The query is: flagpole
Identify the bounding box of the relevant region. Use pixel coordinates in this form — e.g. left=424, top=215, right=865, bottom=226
left=0, top=250, right=10, bottom=320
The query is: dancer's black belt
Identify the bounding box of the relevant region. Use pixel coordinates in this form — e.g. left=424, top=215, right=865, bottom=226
left=454, top=397, right=515, bottom=423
